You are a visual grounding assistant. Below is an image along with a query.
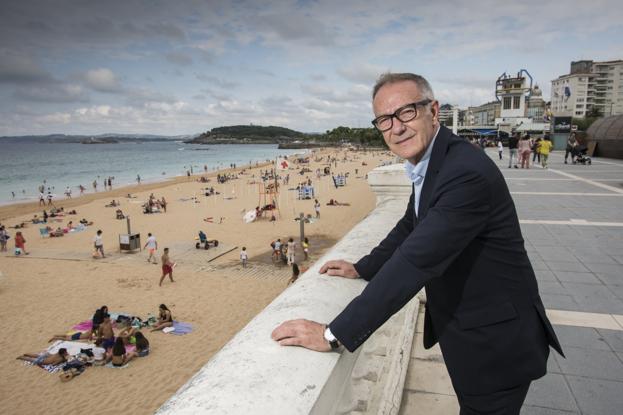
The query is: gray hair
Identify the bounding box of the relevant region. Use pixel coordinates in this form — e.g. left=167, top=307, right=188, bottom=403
left=372, top=72, right=435, bottom=101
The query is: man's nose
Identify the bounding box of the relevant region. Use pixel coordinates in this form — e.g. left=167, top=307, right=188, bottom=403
left=391, top=116, right=407, bottom=134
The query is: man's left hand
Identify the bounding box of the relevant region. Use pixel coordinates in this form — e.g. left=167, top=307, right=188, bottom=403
left=271, top=319, right=330, bottom=352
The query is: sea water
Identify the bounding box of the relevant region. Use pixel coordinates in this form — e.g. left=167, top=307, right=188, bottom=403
left=0, top=139, right=302, bottom=205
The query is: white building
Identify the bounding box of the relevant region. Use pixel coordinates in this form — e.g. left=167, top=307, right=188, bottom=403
left=494, top=70, right=549, bottom=133
left=551, top=60, right=623, bottom=117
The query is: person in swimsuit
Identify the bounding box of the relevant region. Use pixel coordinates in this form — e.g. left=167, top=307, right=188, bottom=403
left=98, top=314, right=115, bottom=350
left=151, top=304, right=174, bottom=331
left=108, top=337, right=133, bottom=367
left=126, top=331, right=150, bottom=359
left=91, top=305, right=108, bottom=336
left=17, top=348, right=68, bottom=366
left=48, top=331, right=93, bottom=342
left=159, top=248, right=175, bottom=287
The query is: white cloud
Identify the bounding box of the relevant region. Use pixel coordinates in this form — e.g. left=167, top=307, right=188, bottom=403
left=84, top=68, right=122, bottom=93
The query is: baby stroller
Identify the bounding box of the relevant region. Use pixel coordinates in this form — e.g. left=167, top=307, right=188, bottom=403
left=572, top=145, right=591, bottom=165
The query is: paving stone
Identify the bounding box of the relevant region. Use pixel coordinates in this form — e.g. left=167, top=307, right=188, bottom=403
left=547, top=261, right=589, bottom=272
left=540, top=293, right=578, bottom=311
left=553, top=271, right=601, bottom=284
left=562, top=283, right=623, bottom=314
left=566, top=375, right=623, bottom=415
left=596, top=328, right=623, bottom=352
left=553, top=346, right=623, bottom=381
left=399, top=390, right=458, bottom=415
left=404, top=359, right=455, bottom=395
left=537, top=280, right=565, bottom=294
left=582, top=262, right=623, bottom=275
left=594, top=272, right=623, bottom=286
left=524, top=373, right=579, bottom=412
left=535, top=270, right=558, bottom=282
left=520, top=406, right=579, bottom=415
left=552, top=325, right=611, bottom=351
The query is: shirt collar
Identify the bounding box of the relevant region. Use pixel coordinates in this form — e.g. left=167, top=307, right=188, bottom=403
left=404, top=126, right=440, bottom=183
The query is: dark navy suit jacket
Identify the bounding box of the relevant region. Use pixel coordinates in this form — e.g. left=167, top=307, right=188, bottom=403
left=329, top=126, right=563, bottom=395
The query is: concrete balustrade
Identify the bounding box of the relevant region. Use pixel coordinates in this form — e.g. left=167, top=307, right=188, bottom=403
left=157, top=164, right=419, bottom=415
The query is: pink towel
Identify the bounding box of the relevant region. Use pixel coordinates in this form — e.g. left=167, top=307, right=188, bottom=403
left=72, top=320, right=93, bottom=331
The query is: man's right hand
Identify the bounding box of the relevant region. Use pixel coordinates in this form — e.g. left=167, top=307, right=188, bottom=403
left=319, top=260, right=359, bottom=279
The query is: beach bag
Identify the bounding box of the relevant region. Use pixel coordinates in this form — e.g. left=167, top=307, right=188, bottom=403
left=14, top=247, right=21, bottom=255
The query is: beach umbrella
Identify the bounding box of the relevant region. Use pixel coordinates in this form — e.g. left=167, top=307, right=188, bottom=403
left=243, top=210, right=256, bottom=223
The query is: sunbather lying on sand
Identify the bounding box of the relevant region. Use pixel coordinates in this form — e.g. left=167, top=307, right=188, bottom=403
left=48, top=331, right=93, bottom=343
left=17, top=348, right=68, bottom=366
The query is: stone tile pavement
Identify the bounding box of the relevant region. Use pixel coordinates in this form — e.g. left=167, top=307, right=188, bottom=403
left=400, top=150, right=623, bottom=415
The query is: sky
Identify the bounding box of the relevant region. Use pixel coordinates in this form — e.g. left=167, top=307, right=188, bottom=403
left=1, top=0, right=622, bottom=136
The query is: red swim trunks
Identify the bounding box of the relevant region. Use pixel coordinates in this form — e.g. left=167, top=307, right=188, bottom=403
left=162, top=264, right=173, bottom=274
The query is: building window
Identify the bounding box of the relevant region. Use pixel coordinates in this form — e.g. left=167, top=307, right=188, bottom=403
left=513, top=96, right=521, bottom=109
left=576, top=104, right=583, bottom=108
left=575, top=111, right=583, bottom=115
left=577, top=98, right=584, bottom=102
left=503, top=97, right=511, bottom=109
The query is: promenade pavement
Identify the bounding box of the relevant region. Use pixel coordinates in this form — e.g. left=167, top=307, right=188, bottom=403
left=400, top=149, right=623, bottom=415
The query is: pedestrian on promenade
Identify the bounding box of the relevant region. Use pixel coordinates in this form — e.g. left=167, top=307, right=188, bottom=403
left=240, top=247, right=248, bottom=268
left=518, top=134, right=532, bottom=169
left=272, top=72, right=563, bottom=414
left=93, top=230, right=105, bottom=258
left=532, top=138, right=542, bottom=164
left=144, top=233, right=158, bottom=264
left=497, top=140, right=503, bottom=160
left=508, top=132, right=519, bottom=168
left=540, top=135, right=553, bottom=168
left=564, top=133, right=577, bottom=164
left=159, top=248, right=175, bottom=286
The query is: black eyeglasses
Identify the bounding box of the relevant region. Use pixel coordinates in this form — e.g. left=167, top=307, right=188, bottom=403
left=371, top=99, right=432, bottom=132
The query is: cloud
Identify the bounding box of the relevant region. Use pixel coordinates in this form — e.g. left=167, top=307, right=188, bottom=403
left=0, top=52, right=54, bottom=84
left=84, top=68, right=122, bottom=93
left=165, top=51, right=194, bottom=66
left=337, top=63, right=388, bottom=85
left=12, top=83, right=88, bottom=103
left=195, top=74, right=239, bottom=89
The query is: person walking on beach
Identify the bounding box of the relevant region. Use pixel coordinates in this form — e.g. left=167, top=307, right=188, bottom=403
left=0, top=226, right=9, bottom=252
left=79, top=184, right=85, bottom=195
left=93, top=230, right=105, bottom=258
left=160, top=197, right=167, bottom=213
left=144, top=233, right=158, bottom=264
left=240, top=247, right=248, bottom=268
left=39, top=192, right=45, bottom=206
left=286, top=238, right=296, bottom=265
left=14, top=231, right=28, bottom=255
left=272, top=72, right=563, bottom=414
left=93, top=180, right=97, bottom=192
left=302, top=237, right=310, bottom=260
left=160, top=248, right=175, bottom=286
left=314, top=199, right=320, bottom=218
left=136, top=174, right=141, bottom=185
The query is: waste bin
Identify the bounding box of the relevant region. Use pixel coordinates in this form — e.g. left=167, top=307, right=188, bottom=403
left=119, top=233, right=141, bottom=252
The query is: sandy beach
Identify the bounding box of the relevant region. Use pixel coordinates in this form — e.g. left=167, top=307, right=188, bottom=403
left=0, top=147, right=393, bottom=415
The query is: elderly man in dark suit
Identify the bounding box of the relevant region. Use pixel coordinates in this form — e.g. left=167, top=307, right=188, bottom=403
left=272, top=73, right=563, bottom=414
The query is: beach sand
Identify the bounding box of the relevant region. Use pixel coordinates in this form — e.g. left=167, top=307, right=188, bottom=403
left=0, top=148, right=394, bottom=415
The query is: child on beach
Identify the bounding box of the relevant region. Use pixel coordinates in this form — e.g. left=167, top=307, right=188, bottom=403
left=302, top=237, right=309, bottom=260
left=14, top=231, right=28, bottom=255
left=93, top=230, right=104, bottom=258
left=240, top=247, right=248, bottom=268
left=160, top=248, right=175, bottom=286
left=144, top=233, right=158, bottom=264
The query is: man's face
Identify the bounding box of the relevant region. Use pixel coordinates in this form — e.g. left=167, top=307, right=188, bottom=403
left=373, top=80, right=439, bottom=164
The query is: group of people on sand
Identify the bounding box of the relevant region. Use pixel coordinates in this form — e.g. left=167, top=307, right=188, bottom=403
left=17, top=304, right=174, bottom=369
left=143, top=193, right=167, bottom=214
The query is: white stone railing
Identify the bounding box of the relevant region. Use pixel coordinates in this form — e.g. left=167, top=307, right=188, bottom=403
left=157, top=164, right=417, bottom=415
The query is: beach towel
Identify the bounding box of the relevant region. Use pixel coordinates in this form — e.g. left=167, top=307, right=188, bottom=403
left=47, top=340, right=105, bottom=357
left=72, top=320, right=93, bottom=331
left=167, top=321, right=193, bottom=335
left=22, top=361, right=64, bottom=373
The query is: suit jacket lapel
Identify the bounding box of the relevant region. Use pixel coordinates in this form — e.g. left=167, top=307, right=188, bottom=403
left=417, top=126, right=452, bottom=219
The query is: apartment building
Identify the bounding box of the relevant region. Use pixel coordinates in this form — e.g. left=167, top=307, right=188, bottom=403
left=551, top=60, right=623, bottom=117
